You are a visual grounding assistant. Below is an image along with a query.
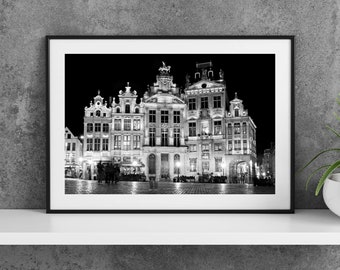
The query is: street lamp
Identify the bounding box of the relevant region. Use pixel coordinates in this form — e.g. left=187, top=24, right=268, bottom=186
left=176, top=161, right=181, bottom=182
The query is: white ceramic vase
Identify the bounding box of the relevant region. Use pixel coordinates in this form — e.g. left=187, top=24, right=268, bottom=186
left=323, top=173, right=340, bottom=216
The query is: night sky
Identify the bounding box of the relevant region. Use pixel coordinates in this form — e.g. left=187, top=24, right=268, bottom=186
left=65, top=54, right=275, bottom=154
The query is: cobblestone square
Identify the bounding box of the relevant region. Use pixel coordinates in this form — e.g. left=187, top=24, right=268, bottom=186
left=65, top=179, right=275, bottom=195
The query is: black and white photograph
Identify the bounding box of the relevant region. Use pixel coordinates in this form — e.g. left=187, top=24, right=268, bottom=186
left=48, top=37, right=293, bottom=212
left=64, top=54, right=275, bottom=195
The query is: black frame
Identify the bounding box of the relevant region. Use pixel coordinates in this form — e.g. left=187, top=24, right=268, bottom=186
left=46, top=35, right=295, bottom=214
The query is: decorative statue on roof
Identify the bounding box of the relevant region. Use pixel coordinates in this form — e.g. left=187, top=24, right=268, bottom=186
left=159, top=61, right=171, bottom=74
left=219, top=69, right=224, bottom=80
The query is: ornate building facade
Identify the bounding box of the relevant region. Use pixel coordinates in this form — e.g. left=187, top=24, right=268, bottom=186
left=79, top=62, right=257, bottom=183
left=65, top=127, right=83, bottom=178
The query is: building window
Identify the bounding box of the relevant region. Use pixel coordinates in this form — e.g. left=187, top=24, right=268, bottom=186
left=174, top=154, right=180, bottom=174
left=87, top=123, right=93, bottom=133
left=116, top=107, right=120, bottom=113
left=189, top=122, right=196, bottom=137
left=201, top=97, right=208, bottom=109
left=161, top=111, right=169, bottom=123
left=189, top=158, right=197, bottom=172
left=94, top=138, right=100, bottom=151
left=95, top=110, right=101, bottom=117
left=234, top=140, right=241, bottom=150
left=174, top=128, right=180, bottom=147
left=124, top=119, right=131, bottom=131
left=202, top=144, right=210, bottom=152
left=149, top=110, right=156, bottom=123
left=202, top=161, right=210, bottom=173
left=201, top=122, right=209, bottom=135
left=133, top=135, right=141, bottom=149
left=103, top=113, right=106, bottom=117
left=214, top=143, right=222, bottom=151
left=161, top=128, right=168, bottom=146
left=214, top=121, right=222, bottom=135
left=135, top=108, right=140, bottom=113
left=66, top=143, right=71, bottom=151
left=72, top=143, right=76, bottom=151
left=133, top=119, right=140, bottom=130
left=114, top=119, right=121, bottom=131
left=243, top=140, right=247, bottom=150
left=189, top=144, right=197, bottom=152
left=122, top=135, right=131, bottom=150
left=86, top=139, right=93, bottom=151
left=228, top=140, right=232, bottom=151
left=213, top=96, right=221, bottom=108
left=228, top=123, right=232, bottom=135
left=235, top=109, right=239, bottom=117
left=90, top=112, right=94, bottom=117
left=103, top=123, right=109, bottom=133
left=173, top=111, right=180, bottom=123
left=242, top=122, right=247, bottom=135
left=114, top=135, right=121, bottom=149
left=102, top=138, right=108, bottom=151
left=125, top=104, right=130, bottom=113
left=188, top=98, right=196, bottom=110
left=67, top=134, right=71, bottom=139
left=202, top=153, right=210, bottom=160
left=234, top=123, right=241, bottom=135
left=95, top=123, right=101, bottom=132
left=149, top=127, right=156, bottom=146
left=215, top=158, right=222, bottom=172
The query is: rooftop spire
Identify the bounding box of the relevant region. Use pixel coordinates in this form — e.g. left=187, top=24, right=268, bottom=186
left=97, top=89, right=101, bottom=95
left=235, top=92, right=238, bottom=99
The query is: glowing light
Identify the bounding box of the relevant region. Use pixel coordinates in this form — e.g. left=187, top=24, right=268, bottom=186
left=176, top=161, right=181, bottom=168
left=132, top=160, right=138, bottom=167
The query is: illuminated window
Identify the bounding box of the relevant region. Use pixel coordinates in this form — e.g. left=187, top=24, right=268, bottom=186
left=214, top=143, right=222, bottom=151
left=234, top=123, right=241, bottom=135
left=202, top=144, right=210, bottom=152
left=161, top=128, right=168, bottom=146
left=189, top=144, right=197, bottom=152
left=133, top=119, right=140, bottom=130
left=133, top=135, right=141, bottom=149
left=189, top=158, right=197, bottom=172
left=215, top=158, right=222, bottom=172
left=214, top=121, right=222, bottom=135
left=174, top=154, right=180, bottom=174
left=114, top=135, right=121, bottom=149
left=114, top=119, right=121, bottom=131
left=122, top=135, right=131, bottom=150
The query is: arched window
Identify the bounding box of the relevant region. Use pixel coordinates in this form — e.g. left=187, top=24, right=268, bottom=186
left=135, top=107, right=139, bottom=113
left=235, top=109, right=239, bottom=117
left=174, top=154, right=180, bottom=174
left=95, top=110, right=101, bottom=117
left=125, top=104, right=130, bottom=113
left=148, top=154, right=156, bottom=175
left=116, top=107, right=120, bottom=113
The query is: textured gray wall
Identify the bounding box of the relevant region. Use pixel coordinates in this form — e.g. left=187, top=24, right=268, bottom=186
left=1, top=1, right=340, bottom=269
left=0, top=246, right=340, bottom=269
left=2, top=0, right=340, bottom=209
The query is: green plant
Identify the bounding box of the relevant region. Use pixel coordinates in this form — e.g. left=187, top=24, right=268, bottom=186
left=300, top=94, right=340, bottom=196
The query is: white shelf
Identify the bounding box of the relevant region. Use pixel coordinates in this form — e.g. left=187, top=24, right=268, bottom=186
left=0, top=210, right=340, bottom=245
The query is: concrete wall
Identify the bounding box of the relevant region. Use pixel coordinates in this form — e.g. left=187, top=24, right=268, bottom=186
left=1, top=0, right=340, bottom=268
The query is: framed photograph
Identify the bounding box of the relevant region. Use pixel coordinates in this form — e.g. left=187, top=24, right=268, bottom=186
left=47, top=36, right=294, bottom=213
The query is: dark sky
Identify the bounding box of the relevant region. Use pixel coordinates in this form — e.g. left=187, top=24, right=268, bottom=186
left=65, top=54, right=275, bottom=154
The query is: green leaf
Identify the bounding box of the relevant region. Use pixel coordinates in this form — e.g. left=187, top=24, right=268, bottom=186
left=298, top=148, right=340, bottom=173
left=315, top=160, right=340, bottom=196
left=326, top=125, right=340, bottom=138
left=305, top=165, right=330, bottom=190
